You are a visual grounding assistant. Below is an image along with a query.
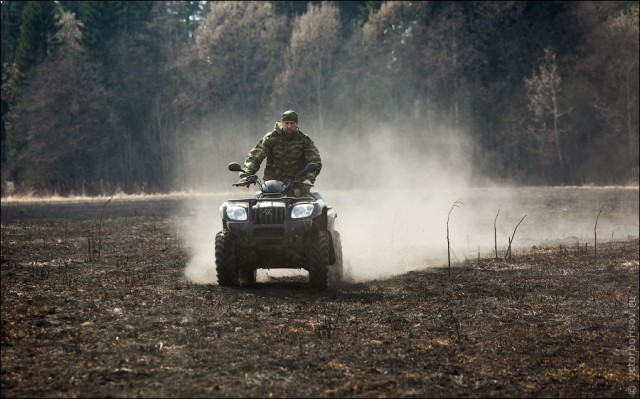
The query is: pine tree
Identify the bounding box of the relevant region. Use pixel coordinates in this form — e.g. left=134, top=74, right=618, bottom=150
left=14, top=1, right=61, bottom=81
left=1, top=1, right=28, bottom=65
left=77, top=1, right=126, bottom=61
left=76, top=1, right=154, bottom=62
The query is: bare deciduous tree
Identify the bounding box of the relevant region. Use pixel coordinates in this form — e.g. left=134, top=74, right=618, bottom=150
left=362, top=2, right=427, bottom=125
left=278, top=2, right=340, bottom=130
left=595, top=5, right=639, bottom=177
left=420, top=4, right=481, bottom=129
left=525, top=49, right=571, bottom=180
left=192, top=1, right=285, bottom=127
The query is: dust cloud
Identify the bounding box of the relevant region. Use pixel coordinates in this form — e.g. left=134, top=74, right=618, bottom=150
left=177, top=119, right=640, bottom=285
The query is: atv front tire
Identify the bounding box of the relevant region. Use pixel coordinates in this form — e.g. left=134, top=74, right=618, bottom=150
left=215, top=230, right=238, bottom=286
left=308, top=230, right=330, bottom=290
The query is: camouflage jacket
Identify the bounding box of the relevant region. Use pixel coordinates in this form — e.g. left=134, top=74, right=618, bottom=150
left=240, top=122, right=322, bottom=184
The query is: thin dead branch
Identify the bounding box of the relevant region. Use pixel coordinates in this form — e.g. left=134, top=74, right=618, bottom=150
left=88, top=197, right=113, bottom=261
left=506, top=215, right=527, bottom=261
left=494, top=209, right=500, bottom=260
left=447, top=199, right=464, bottom=275
left=594, top=204, right=605, bottom=262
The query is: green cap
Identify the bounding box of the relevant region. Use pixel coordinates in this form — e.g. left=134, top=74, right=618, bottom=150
left=281, top=110, right=298, bottom=122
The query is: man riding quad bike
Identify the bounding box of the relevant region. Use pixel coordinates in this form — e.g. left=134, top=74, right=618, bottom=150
left=215, top=162, right=343, bottom=290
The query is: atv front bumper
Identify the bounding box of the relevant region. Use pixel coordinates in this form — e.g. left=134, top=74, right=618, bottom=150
left=226, top=219, right=313, bottom=244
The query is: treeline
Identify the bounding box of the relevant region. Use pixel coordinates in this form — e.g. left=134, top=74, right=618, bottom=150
left=1, top=1, right=638, bottom=196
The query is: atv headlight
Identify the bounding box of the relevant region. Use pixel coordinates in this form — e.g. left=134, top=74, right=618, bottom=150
left=291, top=203, right=315, bottom=219
left=225, top=205, right=247, bottom=221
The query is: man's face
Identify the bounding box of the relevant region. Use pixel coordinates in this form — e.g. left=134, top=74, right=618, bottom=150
left=282, top=121, right=298, bottom=135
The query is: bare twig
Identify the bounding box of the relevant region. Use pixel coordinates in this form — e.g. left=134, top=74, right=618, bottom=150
left=97, top=197, right=113, bottom=259
left=594, top=204, right=605, bottom=262
left=447, top=199, right=464, bottom=275
left=89, top=197, right=113, bottom=261
left=506, top=215, right=527, bottom=261
left=494, top=209, right=500, bottom=260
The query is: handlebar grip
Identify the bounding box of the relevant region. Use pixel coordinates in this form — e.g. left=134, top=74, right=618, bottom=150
left=232, top=175, right=257, bottom=187
left=294, top=180, right=314, bottom=187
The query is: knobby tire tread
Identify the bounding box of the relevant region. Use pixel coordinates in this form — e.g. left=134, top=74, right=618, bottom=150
left=215, top=230, right=237, bottom=286
left=309, top=230, right=330, bottom=290
left=329, top=230, right=344, bottom=286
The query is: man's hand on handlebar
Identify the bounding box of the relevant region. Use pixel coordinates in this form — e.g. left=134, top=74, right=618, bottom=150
left=233, top=176, right=252, bottom=187
left=302, top=179, right=314, bottom=191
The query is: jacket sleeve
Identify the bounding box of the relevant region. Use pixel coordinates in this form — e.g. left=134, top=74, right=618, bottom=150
left=303, top=136, right=322, bottom=183
left=240, top=134, right=270, bottom=178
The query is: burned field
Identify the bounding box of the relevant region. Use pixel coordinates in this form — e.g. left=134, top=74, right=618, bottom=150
left=1, top=197, right=639, bottom=398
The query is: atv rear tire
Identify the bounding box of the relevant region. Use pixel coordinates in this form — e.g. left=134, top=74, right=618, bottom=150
left=308, top=230, right=330, bottom=290
left=215, top=230, right=238, bottom=286
left=329, top=230, right=343, bottom=287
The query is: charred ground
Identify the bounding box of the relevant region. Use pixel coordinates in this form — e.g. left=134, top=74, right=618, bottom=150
left=1, top=198, right=639, bottom=398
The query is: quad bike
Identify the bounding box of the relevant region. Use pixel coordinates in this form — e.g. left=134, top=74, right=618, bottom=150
left=215, top=162, right=343, bottom=290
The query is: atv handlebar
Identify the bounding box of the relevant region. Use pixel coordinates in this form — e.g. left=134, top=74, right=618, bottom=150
left=228, top=162, right=318, bottom=192
left=299, top=180, right=314, bottom=187
left=232, top=175, right=258, bottom=187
